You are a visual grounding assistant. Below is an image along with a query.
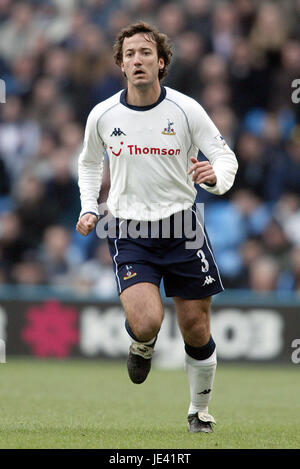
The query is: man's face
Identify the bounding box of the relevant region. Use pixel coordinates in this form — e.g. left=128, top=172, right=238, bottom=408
left=121, top=33, right=164, bottom=89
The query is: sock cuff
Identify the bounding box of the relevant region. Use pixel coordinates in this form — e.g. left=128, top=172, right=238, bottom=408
left=185, top=336, right=216, bottom=361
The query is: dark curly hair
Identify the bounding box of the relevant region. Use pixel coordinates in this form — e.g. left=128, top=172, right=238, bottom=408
left=113, top=21, right=173, bottom=81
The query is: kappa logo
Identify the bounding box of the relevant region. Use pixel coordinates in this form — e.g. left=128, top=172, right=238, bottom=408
left=162, top=119, right=176, bottom=135
left=110, top=127, right=126, bottom=137
left=202, top=275, right=216, bottom=286
left=123, top=265, right=137, bottom=280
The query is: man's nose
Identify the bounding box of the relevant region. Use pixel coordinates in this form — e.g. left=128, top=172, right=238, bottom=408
left=133, top=53, right=142, bottom=65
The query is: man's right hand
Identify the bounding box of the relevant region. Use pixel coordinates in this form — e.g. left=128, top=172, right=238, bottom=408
left=76, top=213, right=98, bottom=236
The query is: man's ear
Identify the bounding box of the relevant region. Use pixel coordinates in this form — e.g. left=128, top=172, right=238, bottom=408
left=158, top=57, right=165, bottom=70
left=121, top=62, right=127, bottom=78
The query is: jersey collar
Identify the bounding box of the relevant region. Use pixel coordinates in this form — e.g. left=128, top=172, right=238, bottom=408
left=120, top=86, right=166, bottom=111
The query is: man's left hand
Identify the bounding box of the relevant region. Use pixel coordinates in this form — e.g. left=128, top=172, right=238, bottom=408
left=188, top=157, right=217, bottom=185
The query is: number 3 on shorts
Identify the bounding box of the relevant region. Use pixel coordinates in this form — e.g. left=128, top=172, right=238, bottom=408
left=196, top=249, right=209, bottom=273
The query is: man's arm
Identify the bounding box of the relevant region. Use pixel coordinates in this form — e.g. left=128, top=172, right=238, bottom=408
left=187, top=100, right=238, bottom=195
left=77, top=108, right=106, bottom=235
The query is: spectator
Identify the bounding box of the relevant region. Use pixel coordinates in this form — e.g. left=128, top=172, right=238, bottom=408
left=234, top=133, right=268, bottom=199
left=261, top=219, right=291, bottom=271
left=14, top=172, right=58, bottom=249
left=70, top=24, right=113, bottom=121
left=238, top=237, right=264, bottom=288
left=45, top=147, right=81, bottom=228
left=38, top=225, right=78, bottom=285
left=71, top=242, right=115, bottom=297
left=11, top=256, right=46, bottom=286
left=57, top=121, right=83, bottom=157
left=5, top=53, right=38, bottom=102
left=201, top=82, right=231, bottom=113
left=249, top=2, right=288, bottom=70
left=284, top=132, right=300, bottom=197
left=85, top=0, right=121, bottom=29
left=199, top=53, right=228, bottom=86
left=234, top=0, right=256, bottom=37
left=0, top=157, right=10, bottom=196
left=185, top=0, right=212, bottom=46
left=122, top=0, right=158, bottom=28
left=30, top=129, right=58, bottom=178
left=0, top=96, right=40, bottom=180
left=229, top=38, right=271, bottom=118
left=0, top=1, right=40, bottom=61
left=43, top=47, right=72, bottom=97
left=29, top=76, right=60, bottom=127
left=231, top=189, right=271, bottom=238
left=0, top=212, right=28, bottom=277
left=157, top=2, right=186, bottom=39
left=210, top=1, right=239, bottom=60
left=248, top=256, right=280, bottom=293
left=164, top=31, right=204, bottom=99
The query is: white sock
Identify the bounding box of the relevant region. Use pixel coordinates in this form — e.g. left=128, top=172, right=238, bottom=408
left=185, top=348, right=217, bottom=415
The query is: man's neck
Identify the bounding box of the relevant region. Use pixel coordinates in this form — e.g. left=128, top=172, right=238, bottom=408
left=126, top=82, right=162, bottom=107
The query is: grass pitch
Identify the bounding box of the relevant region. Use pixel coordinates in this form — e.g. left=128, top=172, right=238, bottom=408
left=0, top=358, right=299, bottom=449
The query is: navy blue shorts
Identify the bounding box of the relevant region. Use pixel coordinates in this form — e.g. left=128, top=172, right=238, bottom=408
left=107, top=204, right=224, bottom=300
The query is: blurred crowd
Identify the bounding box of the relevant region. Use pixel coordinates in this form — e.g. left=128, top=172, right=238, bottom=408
left=0, top=0, right=300, bottom=296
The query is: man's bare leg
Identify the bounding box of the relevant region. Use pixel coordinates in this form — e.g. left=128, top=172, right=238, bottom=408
left=120, top=282, right=164, bottom=383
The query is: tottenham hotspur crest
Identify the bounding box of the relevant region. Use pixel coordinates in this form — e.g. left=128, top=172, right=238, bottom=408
left=123, top=265, right=137, bottom=281
left=162, top=119, right=176, bottom=135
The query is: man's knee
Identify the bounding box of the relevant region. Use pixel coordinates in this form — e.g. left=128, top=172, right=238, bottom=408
left=121, top=283, right=164, bottom=342
left=179, top=305, right=210, bottom=333
left=175, top=297, right=212, bottom=345
left=181, top=316, right=210, bottom=338
left=127, top=316, right=162, bottom=342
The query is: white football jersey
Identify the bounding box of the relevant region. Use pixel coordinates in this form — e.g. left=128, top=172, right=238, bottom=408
left=78, top=86, right=238, bottom=221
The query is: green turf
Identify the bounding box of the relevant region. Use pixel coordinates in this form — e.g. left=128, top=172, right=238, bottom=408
left=0, top=358, right=299, bottom=449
